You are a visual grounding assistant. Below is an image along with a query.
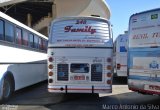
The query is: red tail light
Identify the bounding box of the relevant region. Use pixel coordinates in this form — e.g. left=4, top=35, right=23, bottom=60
left=117, top=64, right=121, bottom=70
left=107, top=72, right=112, bottom=77
left=107, top=65, right=112, bottom=70
left=49, top=79, right=53, bottom=83
left=49, top=64, right=53, bottom=69
left=49, top=71, right=53, bottom=76
left=107, top=80, right=112, bottom=84
left=48, top=57, right=53, bottom=62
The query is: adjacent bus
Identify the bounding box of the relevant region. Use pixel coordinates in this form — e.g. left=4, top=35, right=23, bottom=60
left=0, top=11, right=48, bottom=101
left=114, top=32, right=128, bottom=77
left=128, top=8, right=160, bottom=95
left=48, top=17, right=113, bottom=93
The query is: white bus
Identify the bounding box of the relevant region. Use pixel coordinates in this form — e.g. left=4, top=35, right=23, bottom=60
left=0, top=11, right=48, bottom=102
left=48, top=17, right=113, bottom=94
left=114, top=32, right=128, bottom=77
left=128, top=8, right=160, bottom=95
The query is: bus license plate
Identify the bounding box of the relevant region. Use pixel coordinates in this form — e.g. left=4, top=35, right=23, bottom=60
left=144, top=85, right=160, bottom=92
left=74, top=76, right=85, bottom=80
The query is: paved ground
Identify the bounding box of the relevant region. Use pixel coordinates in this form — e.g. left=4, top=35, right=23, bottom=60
left=1, top=78, right=160, bottom=110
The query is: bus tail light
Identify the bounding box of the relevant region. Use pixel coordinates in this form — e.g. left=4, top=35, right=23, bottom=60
left=107, top=72, right=112, bottom=77
left=107, top=80, right=112, bottom=84
left=107, top=58, right=112, bottom=63
left=48, top=57, right=53, bottom=62
left=49, top=71, right=53, bottom=76
left=107, top=65, right=112, bottom=70
left=49, top=64, right=53, bottom=69
left=49, top=79, right=53, bottom=83
left=117, top=64, right=121, bottom=70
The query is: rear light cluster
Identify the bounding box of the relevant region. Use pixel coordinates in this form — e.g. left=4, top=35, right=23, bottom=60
left=48, top=56, right=54, bottom=83
left=106, top=57, right=112, bottom=85
left=106, top=57, right=112, bottom=70
left=106, top=57, right=112, bottom=71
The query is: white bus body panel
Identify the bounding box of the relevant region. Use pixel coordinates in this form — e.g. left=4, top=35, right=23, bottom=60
left=0, top=11, right=48, bottom=101
left=114, top=34, right=128, bottom=77
left=0, top=45, right=47, bottom=90
left=48, top=48, right=112, bottom=93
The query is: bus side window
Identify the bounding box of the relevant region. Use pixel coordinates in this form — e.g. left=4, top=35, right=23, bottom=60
left=29, top=33, right=34, bottom=48
left=39, top=38, right=43, bottom=50
left=0, top=20, right=4, bottom=40
left=34, top=35, right=39, bottom=49
left=5, top=21, right=14, bottom=42
left=16, top=27, right=22, bottom=45
left=22, top=30, right=28, bottom=46
left=44, top=40, right=48, bottom=51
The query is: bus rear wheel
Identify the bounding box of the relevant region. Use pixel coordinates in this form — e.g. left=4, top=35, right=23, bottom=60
left=2, top=76, right=14, bottom=102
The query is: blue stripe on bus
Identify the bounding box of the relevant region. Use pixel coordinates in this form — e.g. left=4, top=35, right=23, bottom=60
left=128, top=75, right=160, bottom=82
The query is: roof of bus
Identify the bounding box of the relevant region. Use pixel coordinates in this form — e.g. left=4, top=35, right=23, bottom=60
left=114, top=33, right=128, bottom=41
left=131, top=8, right=160, bottom=17
left=52, top=16, right=110, bottom=24
left=0, top=11, right=48, bottom=40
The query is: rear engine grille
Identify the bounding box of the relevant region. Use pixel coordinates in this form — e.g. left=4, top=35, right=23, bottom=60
left=57, top=64, right=69, bottom=81
left=91, top=64, right=102, bottom=81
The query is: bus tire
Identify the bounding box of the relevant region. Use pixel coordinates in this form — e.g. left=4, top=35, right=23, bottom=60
left=1, top=74, right=15, bottom=102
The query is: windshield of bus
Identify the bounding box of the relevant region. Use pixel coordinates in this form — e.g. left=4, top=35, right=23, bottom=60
left=49, top=17, right=112, bottom=47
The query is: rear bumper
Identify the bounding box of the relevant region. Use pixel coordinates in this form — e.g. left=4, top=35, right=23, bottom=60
left=128, top=79, right=160, bottom=95
left=48, top=85, right=112, bottom=93
left=129, top=87, right=160, bottom=95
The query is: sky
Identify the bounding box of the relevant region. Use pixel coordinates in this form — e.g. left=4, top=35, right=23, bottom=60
left=106, top=0, right=160, bottom=41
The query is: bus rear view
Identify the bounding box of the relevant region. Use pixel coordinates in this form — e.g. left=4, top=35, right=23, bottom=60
left=114, top=32, right=128, bottom=77
left=128, top=8, right=160, bottom=95
left=48, top=17, right=113, bottom=93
